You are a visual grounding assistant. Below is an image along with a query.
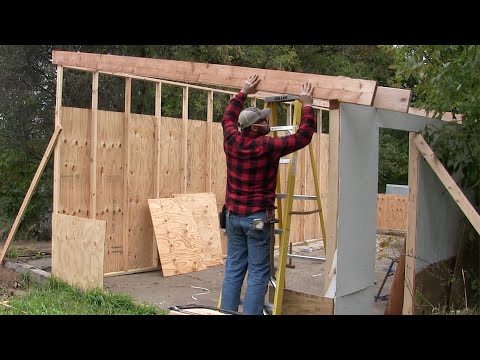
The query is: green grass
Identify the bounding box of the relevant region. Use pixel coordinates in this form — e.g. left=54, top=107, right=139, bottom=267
left=0, top=276, right=166, bottom=315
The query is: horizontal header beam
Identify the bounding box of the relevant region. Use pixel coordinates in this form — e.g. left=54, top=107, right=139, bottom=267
left=52, top=50, right=377, bottom=106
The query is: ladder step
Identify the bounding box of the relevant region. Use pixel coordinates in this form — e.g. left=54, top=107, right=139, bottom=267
left=289, top=209, right=321, bottom=215
left=276, top=194, right=317, bottom=200
left=279, top=158, right=290, bottom=164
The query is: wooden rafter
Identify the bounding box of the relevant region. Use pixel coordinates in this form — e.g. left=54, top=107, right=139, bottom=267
left=52, top=50, right=377, bottom=106
left=373, top=86, right=412, bottom=113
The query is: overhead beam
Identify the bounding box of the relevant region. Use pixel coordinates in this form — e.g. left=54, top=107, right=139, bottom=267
left=373, top=86, right=412, bottom=113
left=408, top=107, right=462, bottom=122
left=52, top=50, right=377, bottom=106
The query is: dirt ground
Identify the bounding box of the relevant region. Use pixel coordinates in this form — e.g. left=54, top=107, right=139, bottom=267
left=0, top=234, right=404, bottom=314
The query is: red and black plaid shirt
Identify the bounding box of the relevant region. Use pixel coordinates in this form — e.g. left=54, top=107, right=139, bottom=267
left=222, top=92, right=316, bottom=215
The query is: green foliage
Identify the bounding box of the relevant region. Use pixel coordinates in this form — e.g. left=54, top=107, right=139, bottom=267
left=0, top=276, right=165, bottom=315
left=386, top=45, right=480, bottom=205
left=387, top=45, right=480, bottom=310
left=378, top=129, right=409, bottom=193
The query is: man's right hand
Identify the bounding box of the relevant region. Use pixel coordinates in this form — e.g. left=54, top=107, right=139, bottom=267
left=241, top=75, right=261, bottom=96
left=299, top=82, right=314, bottom=107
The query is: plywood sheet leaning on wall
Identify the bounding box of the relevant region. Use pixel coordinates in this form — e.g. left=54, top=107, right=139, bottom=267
left=148, top=198, right=208, bottom=276
left=52, top=213, right=106, bottom=290
left=172, top=193, right=224, bottom=267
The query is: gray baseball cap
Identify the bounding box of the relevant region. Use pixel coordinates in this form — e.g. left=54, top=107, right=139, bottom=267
left=237, top=107, right=271, bottom=129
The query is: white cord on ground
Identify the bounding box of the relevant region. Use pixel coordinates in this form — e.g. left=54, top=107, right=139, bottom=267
left=190, top=285, right=211, bottom=300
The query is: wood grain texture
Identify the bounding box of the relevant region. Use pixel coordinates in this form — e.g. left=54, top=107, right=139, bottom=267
left=52, top=213, right=106, bottom=290
left=148, top=198, right=207, bottom=276
left=52, top=50, right=377, bottom=106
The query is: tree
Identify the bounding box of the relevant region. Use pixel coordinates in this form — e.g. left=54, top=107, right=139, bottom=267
left=386, top=45, right=480, bottom=309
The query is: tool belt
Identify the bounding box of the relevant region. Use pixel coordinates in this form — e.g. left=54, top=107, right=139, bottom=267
left=265, top=208, right=277, bottom=224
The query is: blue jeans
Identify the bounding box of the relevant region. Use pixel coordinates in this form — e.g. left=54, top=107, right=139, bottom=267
left=220, top=210, right=270, bottom=315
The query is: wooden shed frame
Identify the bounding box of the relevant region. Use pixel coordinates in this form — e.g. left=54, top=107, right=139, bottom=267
left=47, top=50, right=476, bottom=315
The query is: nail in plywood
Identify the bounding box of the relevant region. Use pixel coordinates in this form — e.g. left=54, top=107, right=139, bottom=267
left=52, top=213, right=106, bottom=290
left=148, top=198, right=208, bottom=276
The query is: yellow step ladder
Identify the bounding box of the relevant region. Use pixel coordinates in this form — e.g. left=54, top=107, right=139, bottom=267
left=265, top=95, right=327, bottom=315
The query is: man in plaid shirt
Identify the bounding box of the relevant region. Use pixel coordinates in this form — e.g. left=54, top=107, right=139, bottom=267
left=220, top=74, right=316, bottom=315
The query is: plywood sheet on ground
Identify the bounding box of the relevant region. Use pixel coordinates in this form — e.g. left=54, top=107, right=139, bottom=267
left=148, top=198, right=207, bottom=276
left=52, top=213, right=106, bottom=290
left=172, top=193, right=224, bottom=267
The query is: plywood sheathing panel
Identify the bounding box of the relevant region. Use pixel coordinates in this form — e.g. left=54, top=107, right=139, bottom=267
left=159, top=117, right=184, bottom=198
left=127, top=113, right=156, bottom=270
left=211, top=123, right=227, bottom=212
left=52, top=213, right=106, bottom=290
left=187, top=121, right=208, bottom=193
left=59, top=107, right=91, bottom=217
left=52, top=50, right=378, bottom=106
left=148, top=198, right=207, bottom=276
left=96, top=110, right=125, bottom=273
left=377, top=194, right=407, bottom=231
left=172, top=193, right=224, bottom=267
